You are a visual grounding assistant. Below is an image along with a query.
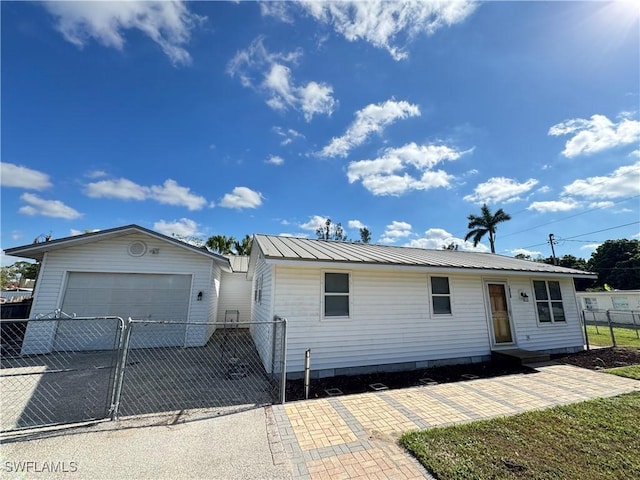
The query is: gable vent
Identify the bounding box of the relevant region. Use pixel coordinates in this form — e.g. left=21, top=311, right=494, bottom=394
left=128, top=241, right=147, bottom=257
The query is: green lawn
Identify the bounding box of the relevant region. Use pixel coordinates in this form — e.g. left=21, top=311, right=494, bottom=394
left=586, top=324, right=640, bottom=348
left=606, top=365, right=640, bottom=380
left=401, top=392, right=640, bottom=480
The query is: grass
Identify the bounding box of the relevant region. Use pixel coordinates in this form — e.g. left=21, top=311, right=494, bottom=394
left=606, top=365, right=640, bottom=380
left=586, top=324, right=640, bottom=348
left=400, top=392, right=640, bottom=480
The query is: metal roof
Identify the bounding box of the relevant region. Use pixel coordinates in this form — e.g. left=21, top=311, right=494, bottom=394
left=225, top=255, right=250, bottom=273
left=4, top=224, right=232, bottom=270
left=253, top=234, right=596, bottom=277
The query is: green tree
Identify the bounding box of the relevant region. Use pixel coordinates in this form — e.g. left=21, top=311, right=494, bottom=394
left=588, top=239, right=640, bottom=290
left=359, top=227, right=372, bottom=244
left=316, top=218, right=348, bottom=241
left=206, top=235, right=236, bottom=254
left=233, top=235, right=253, bottom=256
left=464, top=204, right=512, bottom=253
left=1, top=261, right=39, bottom=288
left=538, top=254, right=589, bottom=271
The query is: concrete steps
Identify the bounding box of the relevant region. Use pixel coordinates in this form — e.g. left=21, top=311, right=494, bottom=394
left=492, top=349, right=551, bottom=367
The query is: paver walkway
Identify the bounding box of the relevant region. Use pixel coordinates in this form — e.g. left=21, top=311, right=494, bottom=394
left=270, top=364, right=640, bottom=479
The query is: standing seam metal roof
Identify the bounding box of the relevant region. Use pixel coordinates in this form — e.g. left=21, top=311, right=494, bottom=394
left=253, top=234, right=595, bottom=276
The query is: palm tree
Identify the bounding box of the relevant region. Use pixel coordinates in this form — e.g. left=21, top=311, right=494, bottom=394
left=464, top=204, right=511, bottom=253
left=206, top=235, right=235, bottom=254
left=233, top=235, right=253, bottom=256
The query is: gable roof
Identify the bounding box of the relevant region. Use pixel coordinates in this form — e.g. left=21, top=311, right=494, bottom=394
left=4, top=224, right=232, bottom=271
left=252, top=234, right=596, bottom=278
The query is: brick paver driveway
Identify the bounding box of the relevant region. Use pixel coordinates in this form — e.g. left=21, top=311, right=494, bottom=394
left=269, top=364, right=640, bottom=479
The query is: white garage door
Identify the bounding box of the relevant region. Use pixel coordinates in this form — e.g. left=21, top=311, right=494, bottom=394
left=55, top=273, right=192, bottom=351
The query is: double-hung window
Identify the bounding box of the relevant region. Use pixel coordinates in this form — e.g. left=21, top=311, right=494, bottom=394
left=584, top=297, right=598, bottom=311
left=431, top=276, right=452, bottom=315
left=533, top=280, right=565, bottom=323
left=324, top=272, right=350, bottom=317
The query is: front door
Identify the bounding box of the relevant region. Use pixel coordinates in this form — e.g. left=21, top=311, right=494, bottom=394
left=487, top=283, right=513, bottom=345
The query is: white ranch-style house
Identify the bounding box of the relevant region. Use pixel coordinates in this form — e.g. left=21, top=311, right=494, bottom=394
left=5, top=225, right=596, bottom=378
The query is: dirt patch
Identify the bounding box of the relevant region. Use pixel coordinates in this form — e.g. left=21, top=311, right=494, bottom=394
left=554, top=347, right=640, bottom=370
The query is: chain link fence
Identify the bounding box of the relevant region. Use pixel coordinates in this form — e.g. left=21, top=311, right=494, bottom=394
left=1, top=315, right=123, bottom=432
left=1, top=313, right=287, bottom=432
left=581, top=309, right=640, bottom=349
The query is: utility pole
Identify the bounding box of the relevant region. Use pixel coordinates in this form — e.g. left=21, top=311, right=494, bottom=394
left=548, top=233, right=558, bottom=265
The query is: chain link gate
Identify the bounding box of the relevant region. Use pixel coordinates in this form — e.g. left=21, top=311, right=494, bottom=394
left=1, top=313, right=287, bottom=432
left=1, top=313, right=124, bottom=432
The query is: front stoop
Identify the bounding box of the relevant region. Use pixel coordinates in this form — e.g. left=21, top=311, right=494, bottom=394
left=492, top=349, right=551, bottom=367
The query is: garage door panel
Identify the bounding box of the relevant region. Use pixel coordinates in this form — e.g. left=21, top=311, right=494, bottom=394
left=57, top=273, right=191, bottom=351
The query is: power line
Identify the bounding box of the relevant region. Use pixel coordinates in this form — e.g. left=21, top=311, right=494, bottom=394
left=499, top=195, right=640, bottom=240
left=520, top=221, right=640, bottom=249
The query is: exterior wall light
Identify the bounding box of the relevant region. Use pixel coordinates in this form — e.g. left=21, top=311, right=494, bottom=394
left=197, top=291, right=203, bottom=301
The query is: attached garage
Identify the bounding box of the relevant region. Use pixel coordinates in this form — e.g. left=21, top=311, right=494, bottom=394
left=5, top=225, right=232, bottom=354
left=55, top=272, right=192, bottom=350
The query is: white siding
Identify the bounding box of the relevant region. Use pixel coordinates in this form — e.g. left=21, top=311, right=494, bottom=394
left=274, top=266, right=493, bottom=374
left=23, top=233, right=221, bottom=353
left=489, top=277, right=584, bottom=352
left=271, top=266, right=586, bottom=375
left=217, top=271, right=252, bottom=324
left=250, top=254, right=275, bottom=372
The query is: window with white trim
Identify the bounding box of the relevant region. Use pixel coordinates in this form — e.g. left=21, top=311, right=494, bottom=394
left=533, top=280, right=565, bottom=323
left=431, top=276, right=452, bottom=315
left=324, top=272, right=350, bottom=317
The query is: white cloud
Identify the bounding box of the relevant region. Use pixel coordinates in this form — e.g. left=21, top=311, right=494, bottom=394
left=43, top=1, right=203, bottom=66
left=581, top=243, right=601, bottom=251
left=265, top=155, right=285, bottom=166
left=149, top=179, right=207, bottom=210
left=507, top=248, right=542, bottom=257
left=347, top=142, right=468, bottom=196
left=259, top=2, right=294, bottom=24
left=85, top=170, right=108, bottom=179
left=588, top=201, right=615, bottom=209
left=219, top=187, right=263, bottom=210
left=300, top=215, right=329, bottom=231
left=297, top=1, right=477, bottom=61
left=18, top=193, right=82, bottom=219
left=405, top=227, right=490, bottom=252
left=1, top=163, right=52, bottom=190
left=227, top=37, right=335, bottom=121
left=348, top=220, right=366, bottom=230
left=273, top=126, right=304, bottom=145
left=153, top=218, right=200, bottom=237
left=84, top=177, right=207, bottom=210
left=562, top=161, right=640, bottom=199
left=380, top=221, right=413, bottom=244
left=85, top=178, right=149, bottom=200
left=320, top=100, right=420, bottom=158
left=70, top=228, right=100, bottom=236
left=463, top=177, right=539, bottom=205
left=548, top=113, right=640, bottom=158
left=528, top=198, right=580, bottom=213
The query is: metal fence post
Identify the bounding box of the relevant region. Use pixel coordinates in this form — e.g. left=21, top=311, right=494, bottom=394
left=279, top=317, right=287, bottom=404
left=605, top=310, right=616, bottom=347
left=632, top=312, right=639, bottom=340
left=110, top=318, right=133, bottom=420
left=582, top=310, right=590, bottom=351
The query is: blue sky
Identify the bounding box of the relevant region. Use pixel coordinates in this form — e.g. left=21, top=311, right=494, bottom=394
left=2, top=1, right=639, bottom=265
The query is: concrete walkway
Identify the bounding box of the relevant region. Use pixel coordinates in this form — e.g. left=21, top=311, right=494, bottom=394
left=271, top=364, right=640, bottom=479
